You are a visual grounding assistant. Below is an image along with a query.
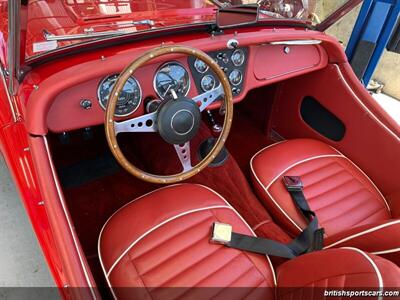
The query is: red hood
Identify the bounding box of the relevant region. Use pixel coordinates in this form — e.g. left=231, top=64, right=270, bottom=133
left=24, top=0, right=217, bottom=58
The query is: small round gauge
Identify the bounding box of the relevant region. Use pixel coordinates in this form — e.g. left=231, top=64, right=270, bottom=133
left=201, top=75, right=216, bottom=92
left=231, top=49, right=245, bottom=66
left=194, top=58, right=209, bottom=73
left=154, top=62, right=190, bottom=100
left=229, top=69, right=243, bottom=86
left=98, top=74, right=142, bottom=117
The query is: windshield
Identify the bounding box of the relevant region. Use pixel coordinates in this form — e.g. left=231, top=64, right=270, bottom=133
left=23, top=0, right=353, bottom=60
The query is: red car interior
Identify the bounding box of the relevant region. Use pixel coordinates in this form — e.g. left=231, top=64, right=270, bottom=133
left=1, top=5, right=399, bottom=298
left=99, top=184, right=400, bottom=300
left=269, top=64, right=400, bottom=210
left=251, top=139, right=400, bottom=265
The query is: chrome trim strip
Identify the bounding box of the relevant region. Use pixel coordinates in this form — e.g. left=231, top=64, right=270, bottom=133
left=0, top=65, right=19, bottom=122
left=269, top=40, right=322, bottom=45
left=43, top=20, right=155, bottom=42
left=7, top=0, right=21, bottom=95
left=43, top=137, right=97, bottom=299
left=44, top=29, right=127, bottom=42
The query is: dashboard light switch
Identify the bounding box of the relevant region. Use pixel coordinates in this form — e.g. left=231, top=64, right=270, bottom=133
left=80, top=99, right=92, bottom=110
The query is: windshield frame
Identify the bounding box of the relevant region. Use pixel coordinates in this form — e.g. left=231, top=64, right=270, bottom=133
left=6, top=0, right=361, bottom=89
left=25, top=18, right=312, bottom=66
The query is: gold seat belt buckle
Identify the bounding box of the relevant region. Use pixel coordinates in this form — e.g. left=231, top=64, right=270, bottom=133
left=210, top=222, right=232, bottom=245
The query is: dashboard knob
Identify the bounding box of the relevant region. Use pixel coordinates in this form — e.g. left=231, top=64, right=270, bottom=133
left=232, top=87, right=241, bottom=95
left=80, top=99, right=92, bottom=110
left=227, top=39, right=239, bottom=49
left=217, top=52, right=227, bottom=60
left=146, top=99, right=162, bottom=113
left=284, top=46, right=290, bottom=54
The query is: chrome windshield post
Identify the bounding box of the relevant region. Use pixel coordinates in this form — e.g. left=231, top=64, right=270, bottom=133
left=7, top=0, right=25, bottom=95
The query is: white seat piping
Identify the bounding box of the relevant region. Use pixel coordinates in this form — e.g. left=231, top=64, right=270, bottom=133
left=250, top=148, right=344, bottom=233
left=325, top=219, right=400, bottom=249
left=105, top=205, right=232, bottom=277
left=250, top=142, right=391, bottom=233
left=341, top=247, right=383, bottom=300
left=98, top=183, right=278, bottom=299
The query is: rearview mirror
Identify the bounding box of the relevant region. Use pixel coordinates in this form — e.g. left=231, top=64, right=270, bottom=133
left=217, top=4, right=259, bottom=29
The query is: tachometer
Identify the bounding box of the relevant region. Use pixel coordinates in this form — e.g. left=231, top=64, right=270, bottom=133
left=98, top=74, right=142, bottom=117
left=154, top=62, right=190, bottom=100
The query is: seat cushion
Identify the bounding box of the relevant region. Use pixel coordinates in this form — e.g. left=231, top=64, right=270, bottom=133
left=277, top=247, right=400, bottom=300
left=250, top=139, right=391, bottom=238
left=98, top=184, right=276, bottom=300
left=99, top=183, right=400, bottom=299
left=325, top=219, right=400, bottom=265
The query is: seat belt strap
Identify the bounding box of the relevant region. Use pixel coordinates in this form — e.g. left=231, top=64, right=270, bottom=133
left=283, top=176, right=324, bottom=252
left=211, top=222, right=296, bottom=259
left=210, top=176, right=324, bottom=258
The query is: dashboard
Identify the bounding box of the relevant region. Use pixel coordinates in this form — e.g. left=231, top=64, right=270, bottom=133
left=94, top=47, right=248, bottom=118
left=44, top=36, right=328, bottom=134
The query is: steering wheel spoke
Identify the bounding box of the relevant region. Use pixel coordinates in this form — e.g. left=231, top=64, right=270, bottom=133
left=174, top=142, right=192, bottom=172
left=114, top=112, right=157, bottom=134
left=193, top=84, right=224, bottom=112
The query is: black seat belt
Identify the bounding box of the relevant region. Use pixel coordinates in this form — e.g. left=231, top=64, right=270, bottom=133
left=210, top=176, right=324, bottom=259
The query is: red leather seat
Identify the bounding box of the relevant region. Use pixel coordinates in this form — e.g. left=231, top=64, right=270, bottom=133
left=251, top=139, right=400, bottom=265
left=99, top=184, right=400, bottom=299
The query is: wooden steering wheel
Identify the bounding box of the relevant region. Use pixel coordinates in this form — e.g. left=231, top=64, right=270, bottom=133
left=105, top=45, right=233, bottom=184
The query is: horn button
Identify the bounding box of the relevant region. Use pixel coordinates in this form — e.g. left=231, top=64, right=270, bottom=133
left=157, top=97, right=201, bottom=145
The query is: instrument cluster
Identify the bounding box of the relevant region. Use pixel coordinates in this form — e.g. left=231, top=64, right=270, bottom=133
left=97, top=47, right=248, bottom=116
left=188, top=47, right=248, bottom=97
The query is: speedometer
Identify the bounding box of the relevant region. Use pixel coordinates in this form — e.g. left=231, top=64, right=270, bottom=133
left=154, top=62, right=190, bottom=100
left=98, top=74, right=142, bottom=117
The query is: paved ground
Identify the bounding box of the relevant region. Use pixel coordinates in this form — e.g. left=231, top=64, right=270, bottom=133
left=0, top=155, right=54, bottom=287
left=373, top=93, right=400, bottom=125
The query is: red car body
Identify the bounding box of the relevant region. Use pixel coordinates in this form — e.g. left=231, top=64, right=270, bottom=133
left=0, top=1, right=399, bottom=299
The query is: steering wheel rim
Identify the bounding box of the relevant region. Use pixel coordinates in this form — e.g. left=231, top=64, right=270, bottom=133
left=105, top=45, right=233, bottom=184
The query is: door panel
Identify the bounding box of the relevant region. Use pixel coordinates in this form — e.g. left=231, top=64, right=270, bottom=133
left=270, top=63, right=400, bottom=212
